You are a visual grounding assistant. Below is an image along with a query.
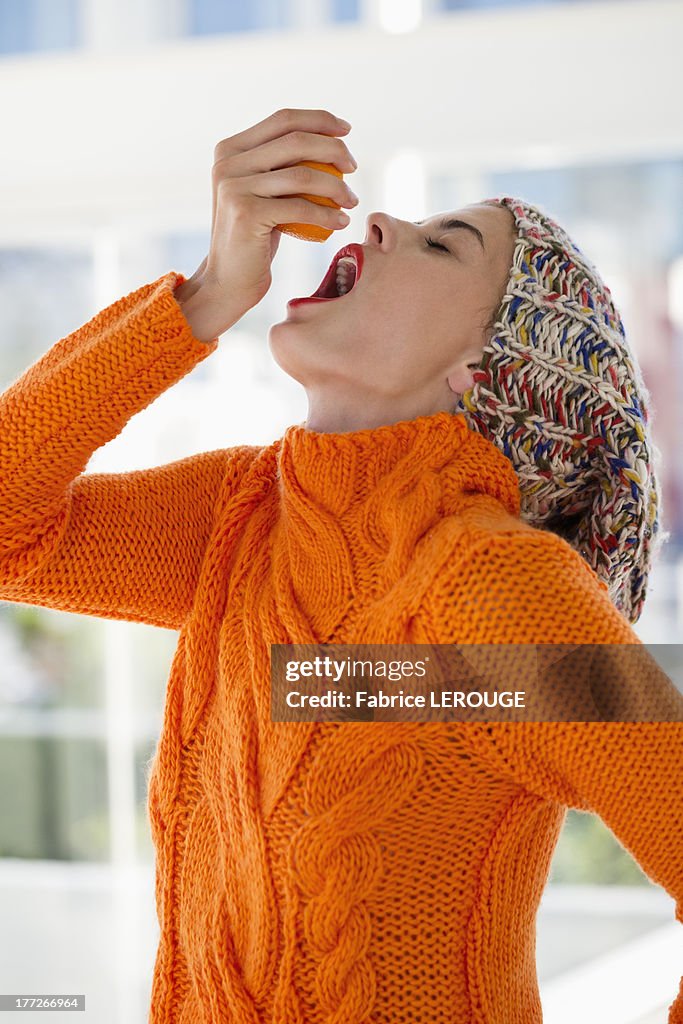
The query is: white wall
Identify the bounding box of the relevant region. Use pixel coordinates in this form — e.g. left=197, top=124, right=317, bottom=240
left=1, top=0, right=682, bottom=241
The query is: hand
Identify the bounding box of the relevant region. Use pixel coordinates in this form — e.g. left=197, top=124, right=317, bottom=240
left=175, top=108, right=358, bottom=341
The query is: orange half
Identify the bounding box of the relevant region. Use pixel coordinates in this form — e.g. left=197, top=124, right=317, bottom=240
left=275, top=161, right=344, bottom=242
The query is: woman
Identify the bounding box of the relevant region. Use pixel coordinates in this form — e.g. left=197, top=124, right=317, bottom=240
left=1, top=107, right=681, bottom=1023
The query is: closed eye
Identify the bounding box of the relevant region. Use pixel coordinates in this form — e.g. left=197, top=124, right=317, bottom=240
left=425, top=235, right=451, bottom=254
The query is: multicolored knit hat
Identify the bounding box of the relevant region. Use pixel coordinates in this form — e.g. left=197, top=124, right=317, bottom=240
left=452, top=195, right=669, bottom=625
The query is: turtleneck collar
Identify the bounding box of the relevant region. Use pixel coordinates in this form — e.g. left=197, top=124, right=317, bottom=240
left=275, top=409, right=521, bottom=521
left=265, top=410, right=521, bottom=643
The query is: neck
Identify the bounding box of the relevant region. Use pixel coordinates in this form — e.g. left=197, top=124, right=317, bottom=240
left=302, top=391, right=459, bottom=434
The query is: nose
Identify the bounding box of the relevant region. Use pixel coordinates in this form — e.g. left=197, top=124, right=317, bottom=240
left=363, top=211, right=401, bottom=249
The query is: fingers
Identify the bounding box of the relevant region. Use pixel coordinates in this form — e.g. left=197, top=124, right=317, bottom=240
left=255, top=195, right=352, bottom=233
left=210, top=109, right=355, bottom=240
left=214, top=108, right=351, bottom=162
left=243, top=164, right=359, bottom=209
left=216, top=189, right=350, bottom=237
left=222, top=129, right=357, bottom=177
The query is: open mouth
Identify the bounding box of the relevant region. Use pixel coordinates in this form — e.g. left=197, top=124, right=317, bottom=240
left=287, top=244, right=364, bottom=308
left=310, top=243, right=363, bottom=300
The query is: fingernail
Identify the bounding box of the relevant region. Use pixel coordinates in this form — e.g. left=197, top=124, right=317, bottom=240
left=338, top=118, right=352, bottom=130
left=337, top=211, right=351, bottom=224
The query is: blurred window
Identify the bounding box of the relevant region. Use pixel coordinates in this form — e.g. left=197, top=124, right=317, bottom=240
left=0, top=248, right=94, bottom=387
left=187, top=0, right=293, bottom=35
left=331, top=0, right=360, bottom=21
left=437, top=0, right=628, bottom=7
left=438, top=0, right=579, bottom=8
left=551, top=811, right=657, bottom=885
left=0, top=734, right=109, bottom=861
left=0, top=605, right=102, bottom=711
left=0, top=0, right=80, bottom=56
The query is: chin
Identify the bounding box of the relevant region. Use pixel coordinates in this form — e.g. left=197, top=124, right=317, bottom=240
left=268, top=317, right=338, bottom=350
left=267, top=329, right=310, bottom=386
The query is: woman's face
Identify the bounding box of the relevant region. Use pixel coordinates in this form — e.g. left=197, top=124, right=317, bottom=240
left=268, top=201, right=517, bottom=432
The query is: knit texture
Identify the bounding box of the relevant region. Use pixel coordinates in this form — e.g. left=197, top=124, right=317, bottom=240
left=456, top=195, right=666, bottom=626
left=1, top=272, right=682, bottom=1024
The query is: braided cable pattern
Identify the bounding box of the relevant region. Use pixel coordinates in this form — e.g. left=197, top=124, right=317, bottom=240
left=281, top=727, right=424, bottom=1024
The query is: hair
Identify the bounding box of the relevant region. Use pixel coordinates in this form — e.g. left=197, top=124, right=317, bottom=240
left=452, top=195, right=669, bottom=625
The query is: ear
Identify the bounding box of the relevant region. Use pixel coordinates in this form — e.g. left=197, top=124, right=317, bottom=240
left=447, top=361, right=480, bottom=398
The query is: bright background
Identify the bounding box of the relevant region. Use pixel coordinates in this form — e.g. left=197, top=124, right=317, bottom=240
left=1, top=1, right=682, bottom=1022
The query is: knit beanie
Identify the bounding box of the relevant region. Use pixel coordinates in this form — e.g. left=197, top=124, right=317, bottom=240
left=452, top=195, right=669, bottom=625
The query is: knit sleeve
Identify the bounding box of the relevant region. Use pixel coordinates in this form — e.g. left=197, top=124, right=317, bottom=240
left=0, top=272, right=256, bottom=631
left=429, top=530, right=683, bottom=1022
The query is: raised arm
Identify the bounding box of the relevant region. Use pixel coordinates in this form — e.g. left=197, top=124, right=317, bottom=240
left=0, top=108, right=361, bottom=632
left=0, top=271, right=259, bottom=631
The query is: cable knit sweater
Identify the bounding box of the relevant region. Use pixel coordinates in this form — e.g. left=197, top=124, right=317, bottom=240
left=1, top=271, right=682, bottom=1024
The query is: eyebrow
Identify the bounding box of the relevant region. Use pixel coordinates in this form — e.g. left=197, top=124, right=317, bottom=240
left=413, top=217, right=485, bottom=251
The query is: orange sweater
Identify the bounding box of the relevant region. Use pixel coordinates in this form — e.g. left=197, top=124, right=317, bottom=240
left=1, top=271, right=682, bottom=1024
